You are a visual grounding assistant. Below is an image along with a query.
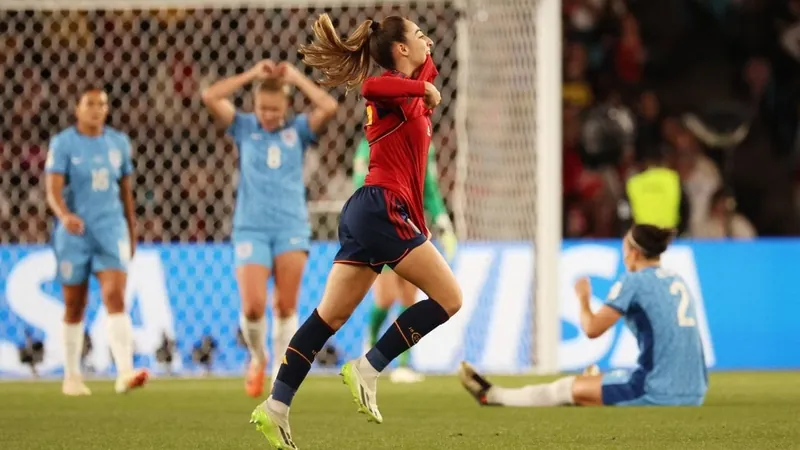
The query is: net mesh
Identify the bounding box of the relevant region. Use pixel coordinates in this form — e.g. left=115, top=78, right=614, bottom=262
left=457, top=0, right=538, bottom=241
left=0, top=4, right=459, bottom=243
left=0, top=1, right=546, bottom=376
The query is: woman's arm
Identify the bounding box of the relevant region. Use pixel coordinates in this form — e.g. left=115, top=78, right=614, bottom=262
left=278, top=62, right=338, bottom=135
left=575, top=277, right=622, bottom=339
left=201, top=60, right=275, bottom=128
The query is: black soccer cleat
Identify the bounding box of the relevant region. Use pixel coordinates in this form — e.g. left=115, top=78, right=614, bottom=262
left=457, top=361, right=497, bottom=406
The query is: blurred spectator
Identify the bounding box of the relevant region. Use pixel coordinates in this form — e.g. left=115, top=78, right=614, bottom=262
left=563, top=105, right=604, bottom=237
left=563, top=42, right=594, bottom=109
left=778, top=0, right=800, bottom=62
left=581, top=89, right=635, bottom=171
left=634, top=90, right=663, bottom=162
left=674, top=131, right=722, bottom=236
left=694, top=187, right=756, bottom=239
left=618, top=145, right=690, bottom=236
left=615, top=14, right=645, bottom=86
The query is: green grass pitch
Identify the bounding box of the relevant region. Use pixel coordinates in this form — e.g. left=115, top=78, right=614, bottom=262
left=1, top=372, right=799, bottom=449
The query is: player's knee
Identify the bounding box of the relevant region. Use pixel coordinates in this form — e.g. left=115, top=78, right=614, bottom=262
left=240, top=288, right=267, bottom=320
left=63, top=298, right=87, bottom=323
left=315, top=304, right=351, bottom=332
left=436, top=284, right=462, bottom=317
left=242, top=301, right=266, bottom=321
left=101, top=286, right=125, bottom=314
left=273, top=298, right=297, bottom=318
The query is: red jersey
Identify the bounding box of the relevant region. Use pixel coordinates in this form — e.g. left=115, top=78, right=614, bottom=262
left=362, top=56, right=439, bottom=237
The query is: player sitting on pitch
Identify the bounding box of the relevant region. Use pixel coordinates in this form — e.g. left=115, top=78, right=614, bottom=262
left=459, top=224, right=708, bottom=407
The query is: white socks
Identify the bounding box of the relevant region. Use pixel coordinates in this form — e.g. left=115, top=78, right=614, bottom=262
left=240, top=315, right=268, bottom=365
left=62, top=322, right=84, bottom=378
left=271, top=314, right=298, bottom=378
left=487, top=376, right=576, bottom=407
left=106, top=313, right=134, bottom=376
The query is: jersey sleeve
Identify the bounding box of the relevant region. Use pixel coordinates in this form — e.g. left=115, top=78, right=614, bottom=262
left=121, top=135, right=134, bottom=176
left=423, top=144, right=448, bottom=220
left=353, top=138, right=370, bottom=189
left=606, top=274, right=637, bottom=314
left=293, top=114, right=319, bottom=148
left=361, top=77, right=426, bottom=107
left=45, top=135, right=69, bottom=174
left=226, top=111, right=250, bottom=141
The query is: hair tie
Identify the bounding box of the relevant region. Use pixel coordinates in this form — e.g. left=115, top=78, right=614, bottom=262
left=628, top=234, right=645, bottom=253
left=370, top=21, right=380, bottom=32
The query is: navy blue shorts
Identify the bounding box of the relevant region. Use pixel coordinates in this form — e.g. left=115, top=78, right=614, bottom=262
left=334, top=186, right=427, bottom=273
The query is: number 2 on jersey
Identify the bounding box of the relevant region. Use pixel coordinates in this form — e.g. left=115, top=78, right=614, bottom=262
left=267, top=145, right=281, bottom=169
left=670, top=281, right=696, bottom=327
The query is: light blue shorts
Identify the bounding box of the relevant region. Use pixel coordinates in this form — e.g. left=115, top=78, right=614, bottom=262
left=602, top=369, right=704, bottom=406
left=232, top=228, right=310, bottom=269
left=52, top=226, right=131, bottom=285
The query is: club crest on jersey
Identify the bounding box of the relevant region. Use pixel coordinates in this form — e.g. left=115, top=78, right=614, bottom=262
left=235, top=242, right=253, bottom=260
left=280, top=128, right=298, bottom=147
left=60, top=261, right=73, bottom=281
left=108, top=149, right=122, bottom=169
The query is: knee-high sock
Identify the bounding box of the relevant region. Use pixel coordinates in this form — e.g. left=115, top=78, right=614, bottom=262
left=487, top=376, right=576, bottom=407
left=106, top=313, right=134, bottom=376
left=63, top=322, right=84, bottom=378
left=239, top=314, right=267, bottom=365
left=271, top=313, right=298, bottom=378
left=363, top=299, right=449, bottom=375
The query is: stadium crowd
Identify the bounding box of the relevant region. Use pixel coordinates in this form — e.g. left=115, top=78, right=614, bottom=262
left=1, top=1, right=800, bottom=243
left=563, top=0, right=800, bottom=238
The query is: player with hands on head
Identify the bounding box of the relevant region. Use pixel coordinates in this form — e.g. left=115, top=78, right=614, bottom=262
left=201, top=59, right=337, bottom=398
left=249, top=14, right=459, bottom=449
left=45, top=88, right=147, bottom=396
left=459, top=224, right=708, bottom=408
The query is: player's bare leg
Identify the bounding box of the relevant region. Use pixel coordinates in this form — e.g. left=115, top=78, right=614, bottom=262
left=62, top=282, right=91, bottom=396
left=237, top=264, right=271, bottom=397
left=458, top=361, right=602, bottom=407
left=96, top=270, right=148, bottom=394
left=392, top=240, right=463, bottom=316
left=390, top=275, right=424, bottom=384
left=272, top=251, right=307, bottom=381
left=367, top=269, right=399, bottom=352
left=251, top=263, right=377, bottom=448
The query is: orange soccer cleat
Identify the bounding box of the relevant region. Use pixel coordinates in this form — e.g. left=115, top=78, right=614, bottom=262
left=245, top=359, right=267, bottom=398
left=115, top=368, right=150, bottom=394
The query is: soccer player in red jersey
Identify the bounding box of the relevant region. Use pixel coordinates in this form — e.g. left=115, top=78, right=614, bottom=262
left=249, top=14, right=462, bottom=449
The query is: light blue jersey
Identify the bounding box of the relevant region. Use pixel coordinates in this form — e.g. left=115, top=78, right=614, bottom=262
left=227, top=112, right=317, bottom=268
left=602, top=266, right=708, bottom=406
left=45, top=127, right=134, bottom=284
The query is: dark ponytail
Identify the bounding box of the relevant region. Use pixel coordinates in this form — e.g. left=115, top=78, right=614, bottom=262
left=299, top=14, right=408, bottom=92
left=630, top=224, right=676, bottom=259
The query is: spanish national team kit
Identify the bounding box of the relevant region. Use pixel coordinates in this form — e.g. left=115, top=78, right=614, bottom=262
left=335, top=56, right=439, bottom=272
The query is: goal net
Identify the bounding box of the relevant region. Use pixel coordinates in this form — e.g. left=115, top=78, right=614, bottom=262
left=0, top=0, right=561, bottom=377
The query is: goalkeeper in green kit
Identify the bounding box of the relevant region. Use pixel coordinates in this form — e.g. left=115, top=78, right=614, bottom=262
left=353, top=137, right=458, bottom=384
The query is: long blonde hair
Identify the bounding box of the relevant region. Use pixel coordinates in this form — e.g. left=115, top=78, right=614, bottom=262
left=299, top=14, right=407, bottom=92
